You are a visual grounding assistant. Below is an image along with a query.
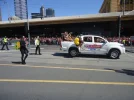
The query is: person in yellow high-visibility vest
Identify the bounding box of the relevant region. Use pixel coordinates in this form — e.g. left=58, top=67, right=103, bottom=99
left=14, top=41, right=20, bottom=50
left=14, top=42, right=17, bottom=50
left=122, top=39, right=126, bottom=46
left=1, top=36, right=9, bottom=50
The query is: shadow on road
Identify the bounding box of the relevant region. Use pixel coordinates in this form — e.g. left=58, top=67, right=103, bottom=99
left=52, top=53, right=109, bottom=59
left=126, top=50, right=134, bottom=53
left=52, top=53, right=72, bottom=58
left=29, top=53, right=42, bottom=55
left=29, top=53, right=36, bottom=55
left=12, top=62, right=22, bottom=64
left=104, top=68, right=134, bottom=76
left=78, top=54, right=108, bottom=59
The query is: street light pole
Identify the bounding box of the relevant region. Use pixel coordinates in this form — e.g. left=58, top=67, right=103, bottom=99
left=26, top=0, right=30, bottom=49
left=123, top=0, right=125, bottom=15
left=119, top=0, right=125, bottom=40
left=118, top=15, right=121, bottom=40
left=119, top=10, right=133, bottom=40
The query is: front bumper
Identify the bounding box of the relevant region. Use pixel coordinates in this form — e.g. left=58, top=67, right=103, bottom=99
left=60, top=47, right=68, bottom=51
left=121, top=48, right=126, bottom=54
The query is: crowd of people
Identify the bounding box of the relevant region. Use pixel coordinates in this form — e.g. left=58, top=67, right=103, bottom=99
left=105, top=37, right=133, bottom=46
left=0, top=37, right=62, bottom=45
left=0, top=34, right=134, bottom=46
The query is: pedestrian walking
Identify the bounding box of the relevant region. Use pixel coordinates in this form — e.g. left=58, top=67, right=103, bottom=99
left=35, top=36, right=41, bottom=55
left=1, top=36, right=9, bottom=50
left=20, top=36, right=29, bottom=64
left=23, top=36, right=28, bottom=48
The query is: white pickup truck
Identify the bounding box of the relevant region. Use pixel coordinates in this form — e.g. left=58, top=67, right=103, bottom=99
left=60, top=35, right=125, bottom=59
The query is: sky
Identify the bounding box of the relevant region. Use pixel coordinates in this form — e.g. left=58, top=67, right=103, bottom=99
left=0, top=0, right=104, bottom=21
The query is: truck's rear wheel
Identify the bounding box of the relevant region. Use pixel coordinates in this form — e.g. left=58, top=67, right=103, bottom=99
left=69, top=48, right=78, bottom=57
left=108, top=49, right=120, bottom=59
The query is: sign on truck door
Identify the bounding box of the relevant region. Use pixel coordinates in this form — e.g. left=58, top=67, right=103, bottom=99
left=81, top=36, right=95, bottom=54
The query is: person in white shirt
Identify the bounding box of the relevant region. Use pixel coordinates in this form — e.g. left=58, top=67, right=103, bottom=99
left=35, top=36, right=41, bottom=55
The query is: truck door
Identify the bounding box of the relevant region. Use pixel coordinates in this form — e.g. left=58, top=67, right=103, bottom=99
left=80, top=36, right=95, bottom=54
left=94, top=36, right=108, bottom=55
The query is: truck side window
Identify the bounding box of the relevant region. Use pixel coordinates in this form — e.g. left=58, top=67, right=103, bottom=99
left=94, top=37, right=105, bottom=43
left=84, top=37, right=92, bottom=42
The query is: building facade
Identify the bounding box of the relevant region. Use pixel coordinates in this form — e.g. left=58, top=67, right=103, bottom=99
left=8, top=16, right=21, bottom=21
left=40, top=6, right=45, bottom=18
left=0, top=7, right=2, bottom=21
left=31, top=6, right=55, bottom=19
left=46, top=8, right=55, bottom=17
left=31, top=13, right=41, bottom=19
left=14, top=0, right=28, bottom=19
left=31, top=6, right=46, bottom=19
left=99, top=0, right=134, bottom=13
left=0, top=11, right=133, bottom=37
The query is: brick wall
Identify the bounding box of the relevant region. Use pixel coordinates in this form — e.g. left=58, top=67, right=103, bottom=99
left=100, top=0, right=134, bottom=13
left=110, top=0, right=118, bottom=12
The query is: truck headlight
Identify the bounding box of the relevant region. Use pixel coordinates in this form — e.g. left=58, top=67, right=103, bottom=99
left=120, top=45, right=125, bottom=48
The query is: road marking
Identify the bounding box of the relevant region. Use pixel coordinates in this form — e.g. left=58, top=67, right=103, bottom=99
left=0, top=64, right=114, bottom=72
left=126, top=53, right=134, bottom=58
left=0, top=51, right=10, bottom=53
left=0, top=57, right=11, bottom=61
left=0, top=64, right=26, bottom=67
left=0, top=50, right=17, bottom=52
left=30, top=48, right=44, bottom=50
left=0, top=79, right=134, bottom=86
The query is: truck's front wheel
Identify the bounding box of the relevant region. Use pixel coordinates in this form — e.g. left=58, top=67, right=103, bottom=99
left=108, top=49, right=120, bottom=59
left=69, top=48, right=78, bottom=57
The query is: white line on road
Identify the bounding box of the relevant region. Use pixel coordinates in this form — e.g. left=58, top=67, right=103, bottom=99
left=0, top=57, right=11, bottom=61
left=30, top=48, right=44, bottom=50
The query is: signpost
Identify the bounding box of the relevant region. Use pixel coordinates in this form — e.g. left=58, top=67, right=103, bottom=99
left=130, top=36, right=134, bottom=52
left=130, top=36, right=134, bottom=41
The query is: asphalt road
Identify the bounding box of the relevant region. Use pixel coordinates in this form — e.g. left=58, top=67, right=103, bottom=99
left=0, top=45, right=134, bottom=100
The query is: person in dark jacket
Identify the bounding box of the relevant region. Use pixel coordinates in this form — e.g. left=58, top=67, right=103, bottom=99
left=20, top=36, right=29, bottom=64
